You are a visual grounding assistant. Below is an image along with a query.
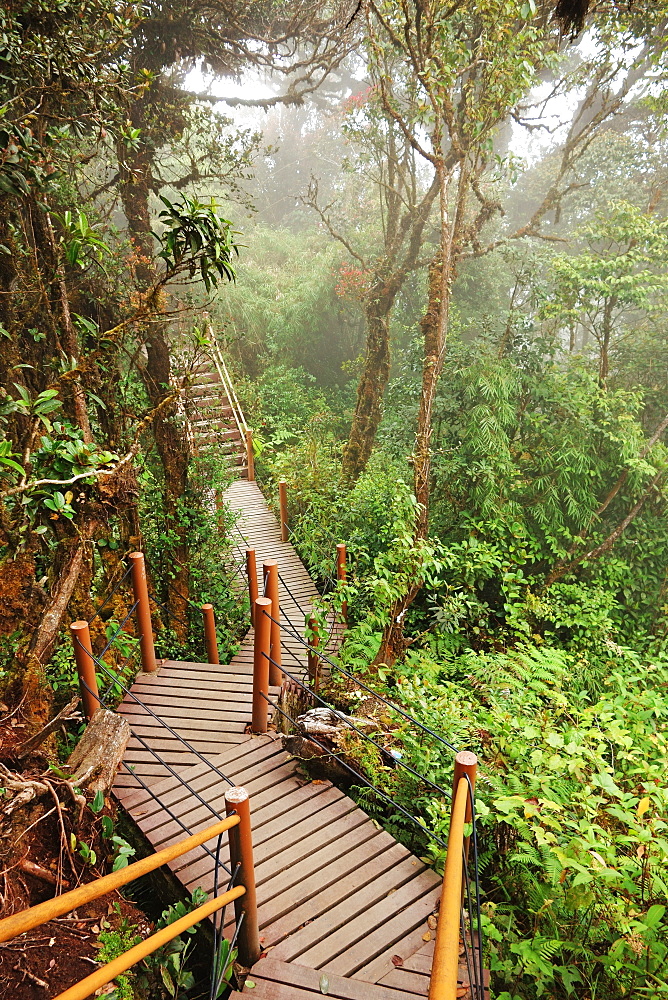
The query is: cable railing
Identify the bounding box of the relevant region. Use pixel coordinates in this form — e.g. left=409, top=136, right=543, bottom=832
left=65, top=478, right=484, bottom=997
left=207, top=333, right=255, bottom=480
left=68, top=551, right=242, bottom=875
left=246, top=554, right=485, bottom=1000
left=0, top=806, right=261, bottom=1000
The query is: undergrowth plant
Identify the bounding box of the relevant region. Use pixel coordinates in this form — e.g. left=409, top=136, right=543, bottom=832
left=325, top=642, right=668, bottom=999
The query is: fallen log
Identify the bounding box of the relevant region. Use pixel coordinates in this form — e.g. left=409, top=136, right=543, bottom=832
left=18, top=695, right=82, bottom=759
left=65, top=709, right=131, bottom=796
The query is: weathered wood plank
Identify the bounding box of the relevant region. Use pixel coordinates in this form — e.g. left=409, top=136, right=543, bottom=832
left=231, top=958, right=419, bottom=999
left=114, top=478, right=471, bottom=1000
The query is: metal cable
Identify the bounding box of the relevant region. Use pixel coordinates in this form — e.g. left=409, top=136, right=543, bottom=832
left=226, top=558, right=247, bottom=586
left=117, top=757, right=229, bottom=873
left=269, top=644, right=452, bottom=801
left=262, top=607, right=460, bottom=754
left=460, top=906, right=476, bottom=999
left=259, top=685, right=447, bottom=849
left=144, top=555, right=221, bottom=615
left=73, top=635, right=235, bottom=788
left=209, top=850, right=239, bottom=1000
left=465, top=772, right=485, bottom=1000
left=88, top=565, right=134, bottom=625
left=276, top=570, right=309, bottom=616
left=277, top=571, right=341, bottom=656
left=96, top=602, right=140, bottom=659
left=462, top=856, right=480, bottom=1000
left=102, top=647, right=141, bottom=702
left=151, top=597, right=192, bottom=630
left=77, top=674, right=231, bottom=872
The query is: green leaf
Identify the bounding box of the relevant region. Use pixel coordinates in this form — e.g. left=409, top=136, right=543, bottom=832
left=91, top=789, right=104, bottom=814
left=644, top=904, right=666, bottom=929
left=0, top=454, right=24, bottom=474
left=160, top=964, right=176, bottom=996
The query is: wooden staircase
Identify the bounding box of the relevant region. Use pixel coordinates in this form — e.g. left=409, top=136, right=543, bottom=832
left=113, top=482, right=489, bottom=1000
left=181, top=346, right=249, bottom=477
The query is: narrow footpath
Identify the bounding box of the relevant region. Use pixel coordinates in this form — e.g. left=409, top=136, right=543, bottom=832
left=113, top=481, right=480, bottom=999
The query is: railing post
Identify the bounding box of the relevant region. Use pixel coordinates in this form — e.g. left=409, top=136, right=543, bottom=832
left=278, top=479, right=288, bottom=542
left=202, top=604, right=219, bottom=665
left=307, top=615, right=320, bottom=692
left=224, top=787, right=260, bottom=969
left=245, top=429, right=255, bottom=482
left=453, top=749, right=477, bottom=864
left=70, top=620, right=100, bottom=721
left=128, top=552, right=157, bottom=673
left=262, top=560, right=283, bottom=686
left=252, top=597, right=272, bottom=734
left=336, top=543, right=348, bottom=625
left=246, top=548, right=258, bottom=625
left=429, top=751, right=478, bottom=1000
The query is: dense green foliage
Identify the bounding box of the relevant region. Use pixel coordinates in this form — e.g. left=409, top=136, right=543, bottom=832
left=2, top=2, right=668, bottom=999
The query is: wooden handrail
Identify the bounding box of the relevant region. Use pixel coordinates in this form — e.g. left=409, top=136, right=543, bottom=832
left=208, top=335, right=248, bottom=437
left=53, top=884, right=245, bottom=1000
left=0, top=814, right=240, bottom=943
left=428, top=773, right=472, bottom=999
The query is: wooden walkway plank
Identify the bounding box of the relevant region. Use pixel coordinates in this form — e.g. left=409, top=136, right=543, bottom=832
left=231, top=958, right=425, bottom=999
left=267, top=847, right=427, bottom=959
left=111, top=479, right=457, bottom=1000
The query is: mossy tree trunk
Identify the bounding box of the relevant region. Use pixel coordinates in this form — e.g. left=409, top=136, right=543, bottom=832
left=117, top=107, right=191, bottom=635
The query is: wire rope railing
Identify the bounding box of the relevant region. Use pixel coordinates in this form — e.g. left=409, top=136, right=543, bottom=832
left=87, top=564, right=133, bottom=626
left=248, top=568, right=485, bottom=1000
left=270, top=639, right=454, bottom=802
left=0, top=804, right=261, bottom=1000
left=71, top=631, right=235, bottom=792
left=270, top=590, right=460, bottom=754
left=259, top=661, right=448, bottom=849
left=68, top=548, right=241, bottom=878
left=78, top=667, right=232, bottom=872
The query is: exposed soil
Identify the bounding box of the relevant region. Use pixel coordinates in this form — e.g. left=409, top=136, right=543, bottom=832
left=0, top=889, right=152, bottom=999
left=0, top=697, right=153, bottom=999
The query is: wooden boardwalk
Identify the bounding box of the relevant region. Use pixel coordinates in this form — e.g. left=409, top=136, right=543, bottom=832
left=113, top=481, right=479, bottom=999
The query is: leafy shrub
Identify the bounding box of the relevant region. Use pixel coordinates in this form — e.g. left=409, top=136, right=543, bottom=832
left=336, top=642, right=668, bottom=999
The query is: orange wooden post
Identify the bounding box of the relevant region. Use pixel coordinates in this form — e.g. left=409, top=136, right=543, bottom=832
left=70, top=620, right=100, bottom=721
left=129, top=552, right=157, bottom=673
left=245, top=429, right=255, bottom=482
left=453, top=749, right=478, bottom=866
left=246, top=548, right=258, bottom=625
left=225, top=787, right=261, bottom=968
left=252, top=597, right=272, bottom=734
left=428, top=751, right=479, bottom=1000
left=307, top=615, right=320, bottom=692
left=262, top=560, right=283, bottom=686
left=336, top=543, right=348, bottom=625
left=278, top=479, right=288, bottom=542
left=429, top=774, right=470, bottom=1000
left=202, top=604, right=219, bottom=664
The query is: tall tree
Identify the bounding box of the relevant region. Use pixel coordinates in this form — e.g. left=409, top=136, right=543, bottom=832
left=304, top=71, right=439, bottom=484
left=112, top=0, right=357, bottom=620
left=362, top=0, right=668, bottom=663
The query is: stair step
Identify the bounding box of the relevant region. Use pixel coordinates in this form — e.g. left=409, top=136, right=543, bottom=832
left=187, top=388, right=225, bottom=401
left=229, top=957, right=432, bottom=999
left=190, top=373, right=221, bottom=387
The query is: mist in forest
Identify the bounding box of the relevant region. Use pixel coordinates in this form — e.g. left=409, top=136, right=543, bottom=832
left=2, top=4, right=668, bottom=998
